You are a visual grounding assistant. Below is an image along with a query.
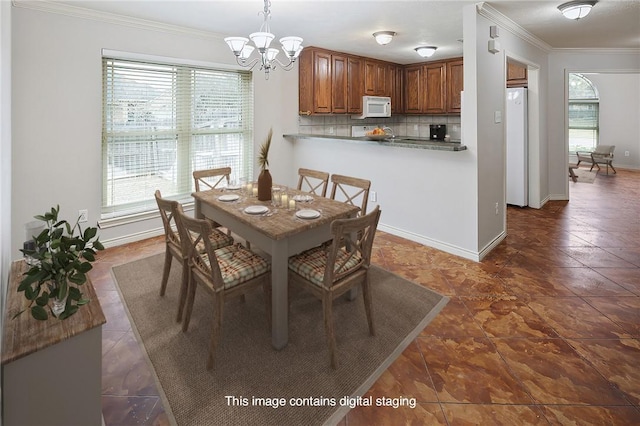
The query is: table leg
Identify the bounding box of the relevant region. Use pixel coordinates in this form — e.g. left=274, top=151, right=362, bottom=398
left=270, top=239, right=289, bottom=350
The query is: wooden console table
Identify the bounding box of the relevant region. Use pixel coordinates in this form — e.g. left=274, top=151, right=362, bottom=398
left=2, top=260, right=106, bottom=426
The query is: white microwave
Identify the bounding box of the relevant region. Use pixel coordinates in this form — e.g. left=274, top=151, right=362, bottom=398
left=352, top=96, right=391, bottom=119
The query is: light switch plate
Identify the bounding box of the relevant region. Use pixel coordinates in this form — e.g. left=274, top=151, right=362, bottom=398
left=494, top=111, right=502, bottom=123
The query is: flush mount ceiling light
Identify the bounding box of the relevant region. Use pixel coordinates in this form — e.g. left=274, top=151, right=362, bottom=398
left=224, top=0, right=303, bottom=79
left=558, top=0, right=598, bottom=20
left=414, top=46, right=438, bottom=58
left=373, top=31, right=396, bottom=46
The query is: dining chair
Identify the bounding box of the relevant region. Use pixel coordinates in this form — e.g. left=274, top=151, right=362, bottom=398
left=297, top=168, right=330, bottom=197
left=329, top=174, right=371, bottom=216
left=154, top=190, right=234, bottom=323
left=287, top=205, right=381, bottom=369
left=193, top=167, right=232, bottom=191
left=174, top=209, right=272, bottom=370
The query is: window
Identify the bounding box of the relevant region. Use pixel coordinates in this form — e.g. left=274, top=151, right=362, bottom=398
left=102, top=57, right=253, bottom=219
left=568, top=73, right=599, bottom=153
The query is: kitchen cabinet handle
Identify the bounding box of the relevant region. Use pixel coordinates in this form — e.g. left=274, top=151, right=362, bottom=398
left=299, top=110, right=312, bottom=116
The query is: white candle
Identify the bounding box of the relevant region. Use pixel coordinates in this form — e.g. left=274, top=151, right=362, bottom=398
left=289, top=199, right=296, bottom=210
left=281, top=193, right=288, bottom=207
left=252, top=186, right=258, bottom=196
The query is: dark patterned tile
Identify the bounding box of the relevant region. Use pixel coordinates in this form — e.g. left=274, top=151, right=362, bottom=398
left=493, top=338, right=629, bottom=405
left=418, top=337, right=534, bottom=404
left=441, top=403, right=550, bottom=425
left=540, top=405, right=640, bottom=426
left=568, top=338, right=640, bottom=405
left=421, top=297, right=485, bottom=338
left=527, top=297, right=633, bottom=339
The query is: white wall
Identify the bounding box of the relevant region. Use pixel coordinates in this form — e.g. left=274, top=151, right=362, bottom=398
left=1, top=0, right=13, bottom=416
left=548, top=50, right=640, bottom=200
left=11, top=5, right=292, bottom=259
left=582, top=73, right=640, bottom=169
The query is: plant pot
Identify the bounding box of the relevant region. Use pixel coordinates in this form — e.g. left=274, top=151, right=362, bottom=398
left=52, top=294, right=68, bottom=317
left=257, top=169, right=272, bottom=201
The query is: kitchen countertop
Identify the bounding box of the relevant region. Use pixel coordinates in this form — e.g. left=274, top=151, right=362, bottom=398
left=283, top=133, right=467, bottom=151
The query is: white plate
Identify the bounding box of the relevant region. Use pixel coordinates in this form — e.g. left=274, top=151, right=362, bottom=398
left=244, top=205, right=269, bottom=215
left=296, top=209, right=321, bottom=220
left=226, top=184, right=242, bottom=190
left=293, top=194, right=314, bottom=202
left=218, top=194, right=240, bottom=202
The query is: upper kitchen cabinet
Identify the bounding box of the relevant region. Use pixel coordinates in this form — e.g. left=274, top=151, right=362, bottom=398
left=424, top=62, right=447, bottom=114
left=299, top=48, right=334, bottom=114
left=404, top=57, right=462, bottom=115
left=347, top=56, right=364, bottom=114
left=364, top=60, right=387, bottom=96
left=507, top=62, right=528, bottom=88
left=404, top=64, right=423, bottom=113
left=446, top=58, right=463, bottom=113
left=389, top=64, right=403, bottom=114
left=299, top=47, right=364, bottom=115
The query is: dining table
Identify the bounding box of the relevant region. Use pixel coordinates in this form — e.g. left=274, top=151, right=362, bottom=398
left=192, top=185, right=360, bottom=350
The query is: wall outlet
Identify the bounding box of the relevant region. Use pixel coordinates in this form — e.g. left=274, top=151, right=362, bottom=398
left=625, top=151, right=630, bottom=157
left=328, top=126, right=334, bottom=134
left=370, top=191, right=377, bottom=202
left=495, top=202, right=499, bottom=215
left=78, top=209, right=88, bottom=223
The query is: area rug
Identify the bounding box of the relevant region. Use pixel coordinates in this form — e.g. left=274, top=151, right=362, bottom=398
left=573, top=168, right=597, bottom=183
left=111, top=253, right=448, bottom=426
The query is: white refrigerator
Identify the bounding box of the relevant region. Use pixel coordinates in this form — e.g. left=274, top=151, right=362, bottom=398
left=506, top=87, right=528, bottom=207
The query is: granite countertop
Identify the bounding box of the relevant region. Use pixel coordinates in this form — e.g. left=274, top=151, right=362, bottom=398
left=283, top=134, right=467, bottom=151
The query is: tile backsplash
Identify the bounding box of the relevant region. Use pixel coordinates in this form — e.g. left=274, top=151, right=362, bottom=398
left=298, top=114, right=462, bottom=140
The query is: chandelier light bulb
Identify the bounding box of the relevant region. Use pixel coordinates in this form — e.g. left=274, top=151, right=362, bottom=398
left=224, top=0, right=304, bottom=79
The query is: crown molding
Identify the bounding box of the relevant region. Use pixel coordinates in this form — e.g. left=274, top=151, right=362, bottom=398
left=551, top=47, right=640, bottom=55
left=12, top=0, right=223, bottom=41
left=476, top=2, right=553, bottom=53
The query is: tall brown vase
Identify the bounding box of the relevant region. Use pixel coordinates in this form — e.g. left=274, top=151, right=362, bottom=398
left=257, top=168, right=272, bottom=201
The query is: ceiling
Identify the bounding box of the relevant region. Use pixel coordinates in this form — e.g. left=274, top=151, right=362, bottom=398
left=43, top=0, right=640, bottom=64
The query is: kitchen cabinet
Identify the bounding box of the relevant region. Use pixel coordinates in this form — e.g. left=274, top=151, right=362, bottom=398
left=299, top=46, right=460, bottom=116
left=446, top=58, right=463, bottom=113
left=424, top=62, right=447, bottom=114
left=331, top=54, right=348, bottom=113
left=298, top=47, right=366, bottom=115
left=389, top=64, right=403, bottom=114
left=347, top=56, right=364, bottom=114
left=507, top=62, right=528, bottom=88
left=404, top=64, right=423, bottom=113
left=364, top=60, right=388, bottom=96
left=404, top=57, right=462, bottom=115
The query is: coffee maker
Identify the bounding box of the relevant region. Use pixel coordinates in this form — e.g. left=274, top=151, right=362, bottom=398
left=430, top=124, right=447, bottom=141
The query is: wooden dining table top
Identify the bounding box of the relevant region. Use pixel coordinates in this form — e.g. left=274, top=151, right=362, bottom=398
left=191, top=187, right=360, bottom=240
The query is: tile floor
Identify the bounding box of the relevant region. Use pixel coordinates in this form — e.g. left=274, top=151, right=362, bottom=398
left=95, top=168, right=640, bottom=425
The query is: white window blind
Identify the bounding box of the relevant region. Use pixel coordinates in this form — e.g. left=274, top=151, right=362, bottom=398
left=102, top=57, right=253, bottom=219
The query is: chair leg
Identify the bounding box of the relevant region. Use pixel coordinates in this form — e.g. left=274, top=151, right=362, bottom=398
left=323, top=293, right=338, bottom=369
left=576, top=160, right=581, bottom=167
left=610, top=163, right=617, bottom=174
left=207, top=293, right=224, bottom=370
left=176, top=261, right=189, bottom=323
left=361, top=276, right=375, bottom=337
left=160, top=248, right=172, bottom=296
left=182, top=274, right=198, bottom=332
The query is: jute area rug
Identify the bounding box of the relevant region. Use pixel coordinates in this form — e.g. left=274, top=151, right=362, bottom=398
left=573, top=168, right=597, bottom=183
left=111, top=253, right=448, bottom=426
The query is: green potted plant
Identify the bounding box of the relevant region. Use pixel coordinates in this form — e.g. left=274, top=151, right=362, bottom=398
left=257, top=127, right=273, bottom=201
left=17, top=205, right=105, bottom=320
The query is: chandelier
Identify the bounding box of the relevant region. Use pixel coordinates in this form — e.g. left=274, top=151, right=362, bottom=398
left=224, top=0, right=304, bottom=79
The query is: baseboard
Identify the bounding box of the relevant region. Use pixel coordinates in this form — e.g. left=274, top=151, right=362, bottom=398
left=478, top=231, right=507, bottom=261
left=549, top=193, right=569, bottom=201
left=378, top=223, right=481, bottom=261
left=101, top=227, right=165, bottom=249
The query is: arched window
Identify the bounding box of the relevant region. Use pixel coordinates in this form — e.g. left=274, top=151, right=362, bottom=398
left=568, top=73, right=599, bottom=152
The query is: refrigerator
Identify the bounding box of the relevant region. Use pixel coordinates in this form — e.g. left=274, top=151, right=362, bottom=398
left=506, top=87, right=528, bottom=207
